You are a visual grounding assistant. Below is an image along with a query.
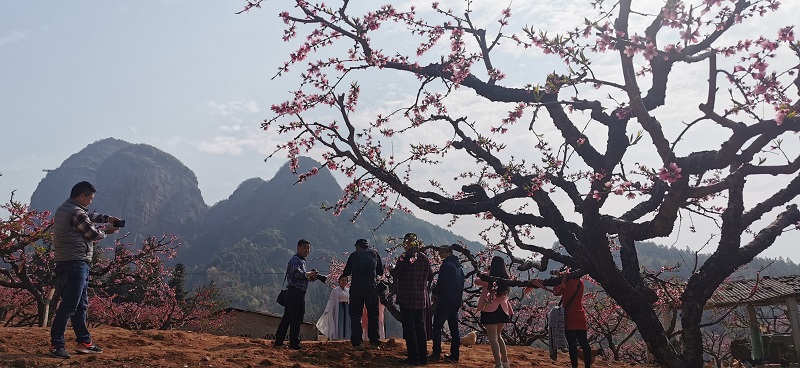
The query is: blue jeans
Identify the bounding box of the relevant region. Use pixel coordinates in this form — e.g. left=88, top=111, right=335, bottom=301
left=431, top=304, right=460, bottom=360
left=50, top=261, right=91, bottom=347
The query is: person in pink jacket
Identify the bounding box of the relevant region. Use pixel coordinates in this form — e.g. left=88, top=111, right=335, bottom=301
left=475, top=256, right=512, bottom=368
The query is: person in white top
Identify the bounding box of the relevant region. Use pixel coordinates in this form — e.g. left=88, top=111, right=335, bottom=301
left=316, top=275, right=351, bottom=340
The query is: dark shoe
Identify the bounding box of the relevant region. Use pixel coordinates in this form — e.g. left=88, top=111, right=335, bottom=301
left=353, top=344, right=366, bottom=351
left=369, top=341, right=382, bottom=350
left=444, top=354, right=459, bottom=363
left=288, top=345, right=302, bottom=350
left=398, top=358, right=420, bottom=366
left=428, top=354, right=442, bottom=361
left=273, top=341, right=284, bottom=347
left=75, top=342, right=103, bottom=354
left=50, top=345, right=70, bottom=359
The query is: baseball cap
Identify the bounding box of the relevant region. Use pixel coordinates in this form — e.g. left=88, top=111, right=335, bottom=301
left=355, top=238, right=369, bottom=248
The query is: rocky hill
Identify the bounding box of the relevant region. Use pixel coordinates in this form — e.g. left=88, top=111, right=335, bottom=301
left=185, top=156, right=478, bottom=265
left=30, top=138, right=207, bottom=245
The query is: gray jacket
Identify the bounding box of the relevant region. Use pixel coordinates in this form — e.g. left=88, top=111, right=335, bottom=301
left=52, top=199, right=107, bottom=263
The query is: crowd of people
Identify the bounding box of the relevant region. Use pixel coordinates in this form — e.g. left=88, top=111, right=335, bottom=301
left=45, top=181, right=589, bottom=368
left=276, top=232, right=592, bottom=368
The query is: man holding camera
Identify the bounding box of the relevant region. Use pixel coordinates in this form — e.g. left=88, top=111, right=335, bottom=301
left=341, top=238, right=384, bottom=351
left=274, top=239, right=319, bottom=350
left=50, top=181, right=121, bottom=359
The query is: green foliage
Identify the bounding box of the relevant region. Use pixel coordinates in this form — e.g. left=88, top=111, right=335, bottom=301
left=631, top=242, right=800, bottom=278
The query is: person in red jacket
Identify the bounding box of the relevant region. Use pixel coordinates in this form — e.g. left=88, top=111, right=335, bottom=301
left=553, top=271, right=592, bottom=368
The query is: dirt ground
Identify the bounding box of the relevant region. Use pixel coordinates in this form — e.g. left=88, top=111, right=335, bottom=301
left=0, top=326, right=642, bottom=368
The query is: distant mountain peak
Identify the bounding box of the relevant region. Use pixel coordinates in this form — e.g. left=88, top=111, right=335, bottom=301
left=30, top=138, right=207, bottom=242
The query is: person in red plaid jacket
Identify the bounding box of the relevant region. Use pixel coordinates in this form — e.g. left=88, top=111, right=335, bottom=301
left=390, top=233, right=433, bottom=366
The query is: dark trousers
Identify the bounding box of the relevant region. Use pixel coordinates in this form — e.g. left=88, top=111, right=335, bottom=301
left=400, top=306, right=427, bottom=363
left=349, top=282, right=380, bottom=346
left=431, top=304, right=460, bottom=359
left=565, top=329, right=592, bottom=368
left=50, top=261, right=91, bottom=347
left=275, top=287, right=306, bottom=347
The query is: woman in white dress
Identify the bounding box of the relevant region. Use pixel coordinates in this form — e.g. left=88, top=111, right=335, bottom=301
left=316, top=275, right=351, bottom=340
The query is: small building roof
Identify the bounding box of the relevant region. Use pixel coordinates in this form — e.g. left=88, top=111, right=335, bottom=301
left=706, top=275, right=800, bottom=309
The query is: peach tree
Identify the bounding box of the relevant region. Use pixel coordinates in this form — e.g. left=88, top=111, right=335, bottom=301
left=244, top=0, right=800, bottom=366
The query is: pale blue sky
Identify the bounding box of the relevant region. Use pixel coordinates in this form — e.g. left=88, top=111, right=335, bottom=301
left=1, top=1, right=798, bottom=263
left=1, top=0, right=289, bottom=207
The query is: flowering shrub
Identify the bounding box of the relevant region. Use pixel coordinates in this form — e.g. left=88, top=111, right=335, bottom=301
left=0, top=198, right=227, bottom=331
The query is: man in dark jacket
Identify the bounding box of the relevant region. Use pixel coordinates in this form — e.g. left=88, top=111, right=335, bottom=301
left=341, top=238, right=383, bottom=350
left=390, top=233, right=433, bottom=366
left=430, top=244, right=465, bottom=362
left=274, top=239, right=318, bottom=350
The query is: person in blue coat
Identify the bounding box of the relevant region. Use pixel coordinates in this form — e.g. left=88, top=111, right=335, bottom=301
left=429, top=244, right=465, bottom=363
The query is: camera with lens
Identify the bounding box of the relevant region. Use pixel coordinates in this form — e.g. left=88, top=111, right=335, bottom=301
left=376, top=281, right=388, bottom=294
left=310, top=268, right=328, bottom=283
left=112, top=220, right=126, bottom=227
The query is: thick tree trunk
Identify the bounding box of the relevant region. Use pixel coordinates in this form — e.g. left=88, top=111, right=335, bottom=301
left=678, top=300, right=705, bottom=368
left=579, top=229, right=686, bottom=367
left=612, top=286, right=684, bottom=368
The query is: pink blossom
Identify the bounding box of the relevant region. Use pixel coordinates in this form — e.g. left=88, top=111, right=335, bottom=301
left=778, top=26, right=795, bottom=42
left=614, top=106, right=632, bottom=120
left=658, top=163, right=683, bottom=183
left=775, top=108, right=788, bottom=125
left=642, top=43, right=658, bottom=61
left=680, top=28, right=699, bottom=44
